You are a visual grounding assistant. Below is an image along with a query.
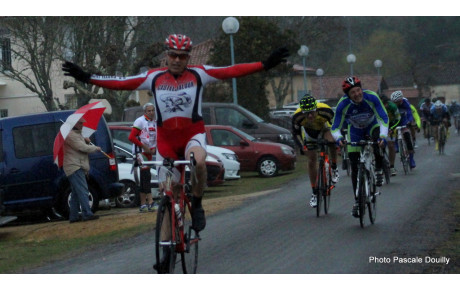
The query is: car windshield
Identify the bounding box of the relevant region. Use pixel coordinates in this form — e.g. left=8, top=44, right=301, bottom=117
left=230, top=127, right=257, bottom=141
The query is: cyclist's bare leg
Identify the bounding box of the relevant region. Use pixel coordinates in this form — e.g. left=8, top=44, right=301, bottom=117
left=323, top=130, right=337, bottom=164
left=185, top=145, right=207, bottom=232
left=388, top=141, right=396, bottom=166
left=186, top=146, right=207, bottom=199
left=305, top=149, right=317, bottom=189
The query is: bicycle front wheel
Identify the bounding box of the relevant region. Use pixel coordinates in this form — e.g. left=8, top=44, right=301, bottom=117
left=155, top=196, right=177, bottom=274
left=316, top=161, right=324, bottom=217
left=324, top=166, right=332, bottom=215
left=357, top=166, right=367, bottom=228
left=367, top=171, right=377, bottom=224
left=399, top=140, right=409, bottom=175
left=382, top=151, right=391, bottom=184
left=181, top=201, right=199, bottom=274
left=439, top=126, right=446, bottom=155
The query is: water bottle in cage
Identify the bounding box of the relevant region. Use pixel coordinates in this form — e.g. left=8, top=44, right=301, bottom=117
left=175, top=204, right=183, bottom=227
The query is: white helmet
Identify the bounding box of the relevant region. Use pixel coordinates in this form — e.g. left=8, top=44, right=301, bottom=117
left=390, top=90, right=404, bottom=103
left=434, top=100, right=443, bottom=108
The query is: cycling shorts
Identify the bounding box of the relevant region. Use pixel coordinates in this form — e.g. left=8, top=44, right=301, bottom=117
left=156, top=131, right=207, bottom=183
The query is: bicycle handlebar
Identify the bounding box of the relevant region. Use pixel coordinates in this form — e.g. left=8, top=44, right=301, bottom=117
left=348, top=141, right=379, bottom=146
left=304, top=139, right=337, bottom=146
left=141, top=159, right=191, bottom=167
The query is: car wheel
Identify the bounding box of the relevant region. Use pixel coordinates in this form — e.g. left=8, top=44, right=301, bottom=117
left=116, top=180, right=137, bottom=208
left=257, top=156, right=279, bottom=177
left=59, top=184, right=100, bottom=218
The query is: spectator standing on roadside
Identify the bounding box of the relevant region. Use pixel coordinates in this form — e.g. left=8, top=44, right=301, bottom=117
left=129, top=103, right=157, bottom=213
left=64, top=117, right=101, bottom=223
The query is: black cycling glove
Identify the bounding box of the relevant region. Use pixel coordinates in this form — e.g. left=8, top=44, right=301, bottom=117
left=62, top=61, right=91, bottom=83
left=262, top=47, right=290, bottom=71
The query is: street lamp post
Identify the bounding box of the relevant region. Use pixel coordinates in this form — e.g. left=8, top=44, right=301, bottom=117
left=347, top=53, right=356, bottom=76
left=298, top=45, right=309, bottom=100
left=222, top=17, right=240, bottom=104
left=374, top=59, right=382, bottom=95
left=316, top=68, right=324, bottom=99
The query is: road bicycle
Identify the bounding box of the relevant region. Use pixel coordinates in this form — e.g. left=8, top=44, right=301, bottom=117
left=349, top=140, right=379, bottom=228
left=438, top=122, right=447, bottom=155
left=142, top=153, right=200, bottom=274
left=305, top=139, right=336, bottom=217
left=395, top=125, right=410, bottom=175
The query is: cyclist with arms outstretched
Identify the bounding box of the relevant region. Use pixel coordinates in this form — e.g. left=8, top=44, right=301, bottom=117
left=291, top=94, right=338, bottom=208
left=331, top=76, right=389, bottom=218
left=62, top=34, right=289, bottom=233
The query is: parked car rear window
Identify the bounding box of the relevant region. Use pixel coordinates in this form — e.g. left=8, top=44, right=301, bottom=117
left=13, top=122, right=60, bottom=159
left=202, top=107, right=211, bottom=124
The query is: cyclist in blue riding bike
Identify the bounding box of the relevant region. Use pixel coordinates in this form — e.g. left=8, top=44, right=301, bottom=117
left=331, top=76, right=389, bottom=218
left=390, top=90, right=416, bottom=169
left=430, top=100, right=451, bottom=151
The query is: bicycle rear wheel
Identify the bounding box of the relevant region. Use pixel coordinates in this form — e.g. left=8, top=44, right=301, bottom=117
left=181, top=200, right=199, bottom=274
left=155, top=195, right=178, bottom=274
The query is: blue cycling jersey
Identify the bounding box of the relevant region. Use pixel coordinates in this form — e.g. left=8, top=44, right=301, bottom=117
left=396, top=98, right=414, bottom=126
left=430, top=104, right=448, bottom=121
left=331, top=89, right=389, bottom=140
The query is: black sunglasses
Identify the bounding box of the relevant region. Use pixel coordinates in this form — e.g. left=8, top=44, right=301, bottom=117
left=167, top=51, right=189, bottom=60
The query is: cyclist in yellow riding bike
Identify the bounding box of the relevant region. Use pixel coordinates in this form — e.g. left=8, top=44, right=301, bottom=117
left=291, top=94, right=339, bottom=208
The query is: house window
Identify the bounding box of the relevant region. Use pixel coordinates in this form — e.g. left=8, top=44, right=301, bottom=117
left=0, top=37, right=12, bottom=71
left=0, top=109, right=7, bottom=118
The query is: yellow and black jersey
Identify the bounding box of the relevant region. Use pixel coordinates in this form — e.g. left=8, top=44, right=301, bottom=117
left=291, top=103, right=335, bottom=146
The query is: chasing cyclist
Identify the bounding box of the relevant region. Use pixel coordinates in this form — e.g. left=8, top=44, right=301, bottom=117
left=420, top=98, right=433, bottom=140
left=291, top=94, right=338, bottom=208
left=449, top=100, right=460, bottom=133
left=381, top=95, right=401, bottom=176
left=430, top=100, right=451, bottom=151
left=62, top=34, right=289, bottom=233
left=331, top=76, right=389, bottom=218
left=390, top=90, right=416, bottom=169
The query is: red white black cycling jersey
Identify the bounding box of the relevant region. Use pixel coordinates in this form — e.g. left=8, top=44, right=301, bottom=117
left=90, top=63, right=264, bottom=159
left=128, top=114, right=156, bottom=155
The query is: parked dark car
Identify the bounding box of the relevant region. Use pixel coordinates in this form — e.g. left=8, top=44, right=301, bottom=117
left=205, top=125, right=296, bottom=177
left=0, top=111, right=124, bottom=218
left=109, top=124, right=224, bottom=188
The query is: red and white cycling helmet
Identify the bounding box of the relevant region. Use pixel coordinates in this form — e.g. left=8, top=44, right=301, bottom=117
left=165, top=34, right=193, bottom=51
left=342, top=76, right=362, bottom=95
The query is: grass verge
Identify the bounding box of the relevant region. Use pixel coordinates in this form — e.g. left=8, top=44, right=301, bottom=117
left=0, top=156, right=309, bottom=273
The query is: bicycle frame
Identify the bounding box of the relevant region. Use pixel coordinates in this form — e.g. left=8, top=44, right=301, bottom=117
left=143, top=155, right=200, bottom=273
left=306, top=139, right=335, bottom=217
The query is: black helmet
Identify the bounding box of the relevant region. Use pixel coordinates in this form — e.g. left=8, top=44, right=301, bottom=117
left=299, top=94, right=317, bottom=112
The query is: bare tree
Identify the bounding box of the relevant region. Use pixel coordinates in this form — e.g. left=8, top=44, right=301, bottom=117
left=0, top=16, right=66, bottom=111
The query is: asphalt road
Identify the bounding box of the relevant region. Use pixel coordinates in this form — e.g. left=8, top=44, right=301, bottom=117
left=27, top=133, right=460, bottom=274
